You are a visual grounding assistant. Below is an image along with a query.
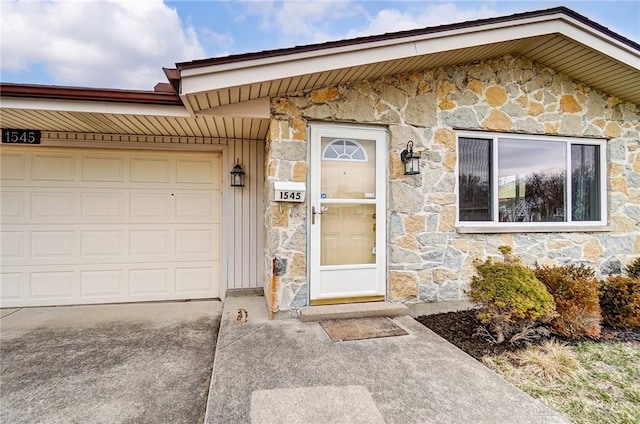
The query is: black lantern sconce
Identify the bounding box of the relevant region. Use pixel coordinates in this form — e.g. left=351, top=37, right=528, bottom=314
left=230, top=159, right=245, bottom=187
left=400, top=140, right=421, bottom=175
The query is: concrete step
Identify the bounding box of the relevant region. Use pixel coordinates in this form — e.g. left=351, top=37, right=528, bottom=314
left=298, top=302, right=408, bottom=323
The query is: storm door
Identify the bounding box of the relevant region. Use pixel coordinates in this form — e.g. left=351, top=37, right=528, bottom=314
left=309, top=124, right=386, bottom=305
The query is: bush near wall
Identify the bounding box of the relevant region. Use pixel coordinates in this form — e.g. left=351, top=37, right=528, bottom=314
left=534, top=264, right=601, bottom=339
left=468, top=246, right=556, bottom=344
left=625, top=257, right=640, bottom=279
left=600, top=274, right=640, bottom=330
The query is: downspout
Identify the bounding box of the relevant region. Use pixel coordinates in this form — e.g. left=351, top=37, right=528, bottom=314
left=269, top=258, right=280, bottom=320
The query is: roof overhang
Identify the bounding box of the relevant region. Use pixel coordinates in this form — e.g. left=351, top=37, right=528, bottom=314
left=1, top=7, right=638, bottom=142
left=176, top=7, right=639, bottom=113
left=0, top=83, right=265, bottom=140
left=2, top=95, right=190, bottom=117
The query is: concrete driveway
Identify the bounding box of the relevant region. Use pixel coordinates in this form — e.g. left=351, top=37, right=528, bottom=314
left=0, top=300, right=222, bottom=424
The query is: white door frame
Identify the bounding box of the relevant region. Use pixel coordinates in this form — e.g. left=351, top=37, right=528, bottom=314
left=308, top=123, right=387, bottom=304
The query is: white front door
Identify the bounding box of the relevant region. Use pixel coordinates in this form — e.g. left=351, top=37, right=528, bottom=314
left=309, top=124, right=386, bottom=305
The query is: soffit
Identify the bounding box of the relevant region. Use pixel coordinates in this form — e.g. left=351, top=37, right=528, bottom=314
left=179, top=12, right=640, bottom=112
left=0, top=105, right=269, bottom=141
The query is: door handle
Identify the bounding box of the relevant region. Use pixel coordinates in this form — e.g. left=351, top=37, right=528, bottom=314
left=311, top=206, right=327, bottom=224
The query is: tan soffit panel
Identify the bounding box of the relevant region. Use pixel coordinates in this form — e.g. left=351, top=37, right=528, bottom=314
left=0, top=108, right=271, bottom=141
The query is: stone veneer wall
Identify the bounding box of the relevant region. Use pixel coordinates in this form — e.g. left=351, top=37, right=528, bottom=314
left=263, top=55, right=640, bottom=312
left=263, top=114, right=309, bottom=314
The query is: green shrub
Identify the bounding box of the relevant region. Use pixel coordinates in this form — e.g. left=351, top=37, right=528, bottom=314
left=625, top=257, right=640, bottom=279
left=600, top=275, right=640, bottom=330
left=468, top=246, right=556, bottom=344
left=534, top=264, right=601, bottom=339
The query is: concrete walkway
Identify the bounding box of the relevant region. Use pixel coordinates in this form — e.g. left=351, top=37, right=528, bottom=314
left=205, top=296, right=569, bottom=424
left=1, top=301, right=222, bottom=424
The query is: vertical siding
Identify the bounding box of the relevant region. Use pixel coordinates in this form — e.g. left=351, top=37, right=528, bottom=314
left=225, top=139, right=265, bottom=290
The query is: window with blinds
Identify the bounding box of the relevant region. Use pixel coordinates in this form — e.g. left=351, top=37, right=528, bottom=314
left=457, top=133, right=606, bottom=228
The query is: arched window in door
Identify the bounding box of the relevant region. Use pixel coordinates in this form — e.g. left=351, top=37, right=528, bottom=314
left=322, top=139, right=368, bottom=162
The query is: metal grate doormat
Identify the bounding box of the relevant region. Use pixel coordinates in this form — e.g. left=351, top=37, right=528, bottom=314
left=319, top=317, right=409, bottom=342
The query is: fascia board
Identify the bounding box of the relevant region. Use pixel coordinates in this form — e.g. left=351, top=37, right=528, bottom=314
left=554, top=20, right=640, bottom=68
left=180, top=42, right=417, bottom=95
left=180, top=13, right=639, bottom=96
left=179, top=38, right=425, bottom=78
left=179, top=92, right=198, bottom=117
left=0, top=97, right=191, bottom=117
left=557, top=13, right=640, bottom=56
left=414, top=19, right=640, bottom=68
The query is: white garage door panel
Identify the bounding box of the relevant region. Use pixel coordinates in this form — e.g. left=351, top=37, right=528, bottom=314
left=130, top=157, right=171, bottom=183
left=82, top=192, right=125, bottom=219
left=0, top=273, right=23, bottom=300
left=0, top=146, right=222, bottom=307
left=31, top=271, right=74, bottom=299
left=1, top=153, right=25, bottom=179
left=82, top=155, right=125, bottom=182
left=32, top=191, right=77, bottom=219
left=2, top=225, right=220, bottom=266
left=81, top=270, right=123, bottom=297
left=32, top=153, right=75, bottom=181
left=31, top=231, right=75, bottom=257
left=81, top=231, right=123, bottom=256
left=1, top=232, right=23, bottom=258
left=1, top=191, right=23, bottom=218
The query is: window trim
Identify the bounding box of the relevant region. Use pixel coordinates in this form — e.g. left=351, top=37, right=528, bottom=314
left=455, top=131, right=608, bottom=233
left=322, top=138, right=369, bottom=162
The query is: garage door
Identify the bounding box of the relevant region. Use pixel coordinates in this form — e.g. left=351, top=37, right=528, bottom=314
left=0, top=146, right=222, bottom=307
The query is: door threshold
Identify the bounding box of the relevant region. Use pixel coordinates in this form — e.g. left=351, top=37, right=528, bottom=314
left=309, top=295, right=385, bottom=306
left=300, top=299, right=408, bottom=322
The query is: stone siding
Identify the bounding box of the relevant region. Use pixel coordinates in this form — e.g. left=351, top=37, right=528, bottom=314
left=264, top=55, right=640, bottom=311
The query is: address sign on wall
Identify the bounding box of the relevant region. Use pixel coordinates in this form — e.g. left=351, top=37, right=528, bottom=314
left=2, top=129, right=41, bottom=144
left=274, top=181, right=306, bottom=203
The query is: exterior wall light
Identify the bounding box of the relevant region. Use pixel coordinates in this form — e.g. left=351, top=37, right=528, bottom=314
left=401, top=140, right=421, bottom=175
left=230, top=159, right=245, bottom=187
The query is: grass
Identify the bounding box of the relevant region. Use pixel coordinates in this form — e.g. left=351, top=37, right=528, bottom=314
left=484, top=340, right=640, bottom=424
left=506, top=340, right=580, bottom=381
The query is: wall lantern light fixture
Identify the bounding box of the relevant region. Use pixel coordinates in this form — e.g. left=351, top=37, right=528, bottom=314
left=400, top=140, right=421, bottom=175
left=230, top=159, right=245, bottom=187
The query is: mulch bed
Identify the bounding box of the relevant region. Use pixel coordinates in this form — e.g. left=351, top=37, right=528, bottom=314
left=416, top=309, right=640, bottom=361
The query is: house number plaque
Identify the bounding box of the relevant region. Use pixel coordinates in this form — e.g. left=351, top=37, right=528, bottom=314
left=277, top=191, right=303, bottom=201
left=274, top=181, right=306, bottom=203
left=2, top=128, right=41, bottom=144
